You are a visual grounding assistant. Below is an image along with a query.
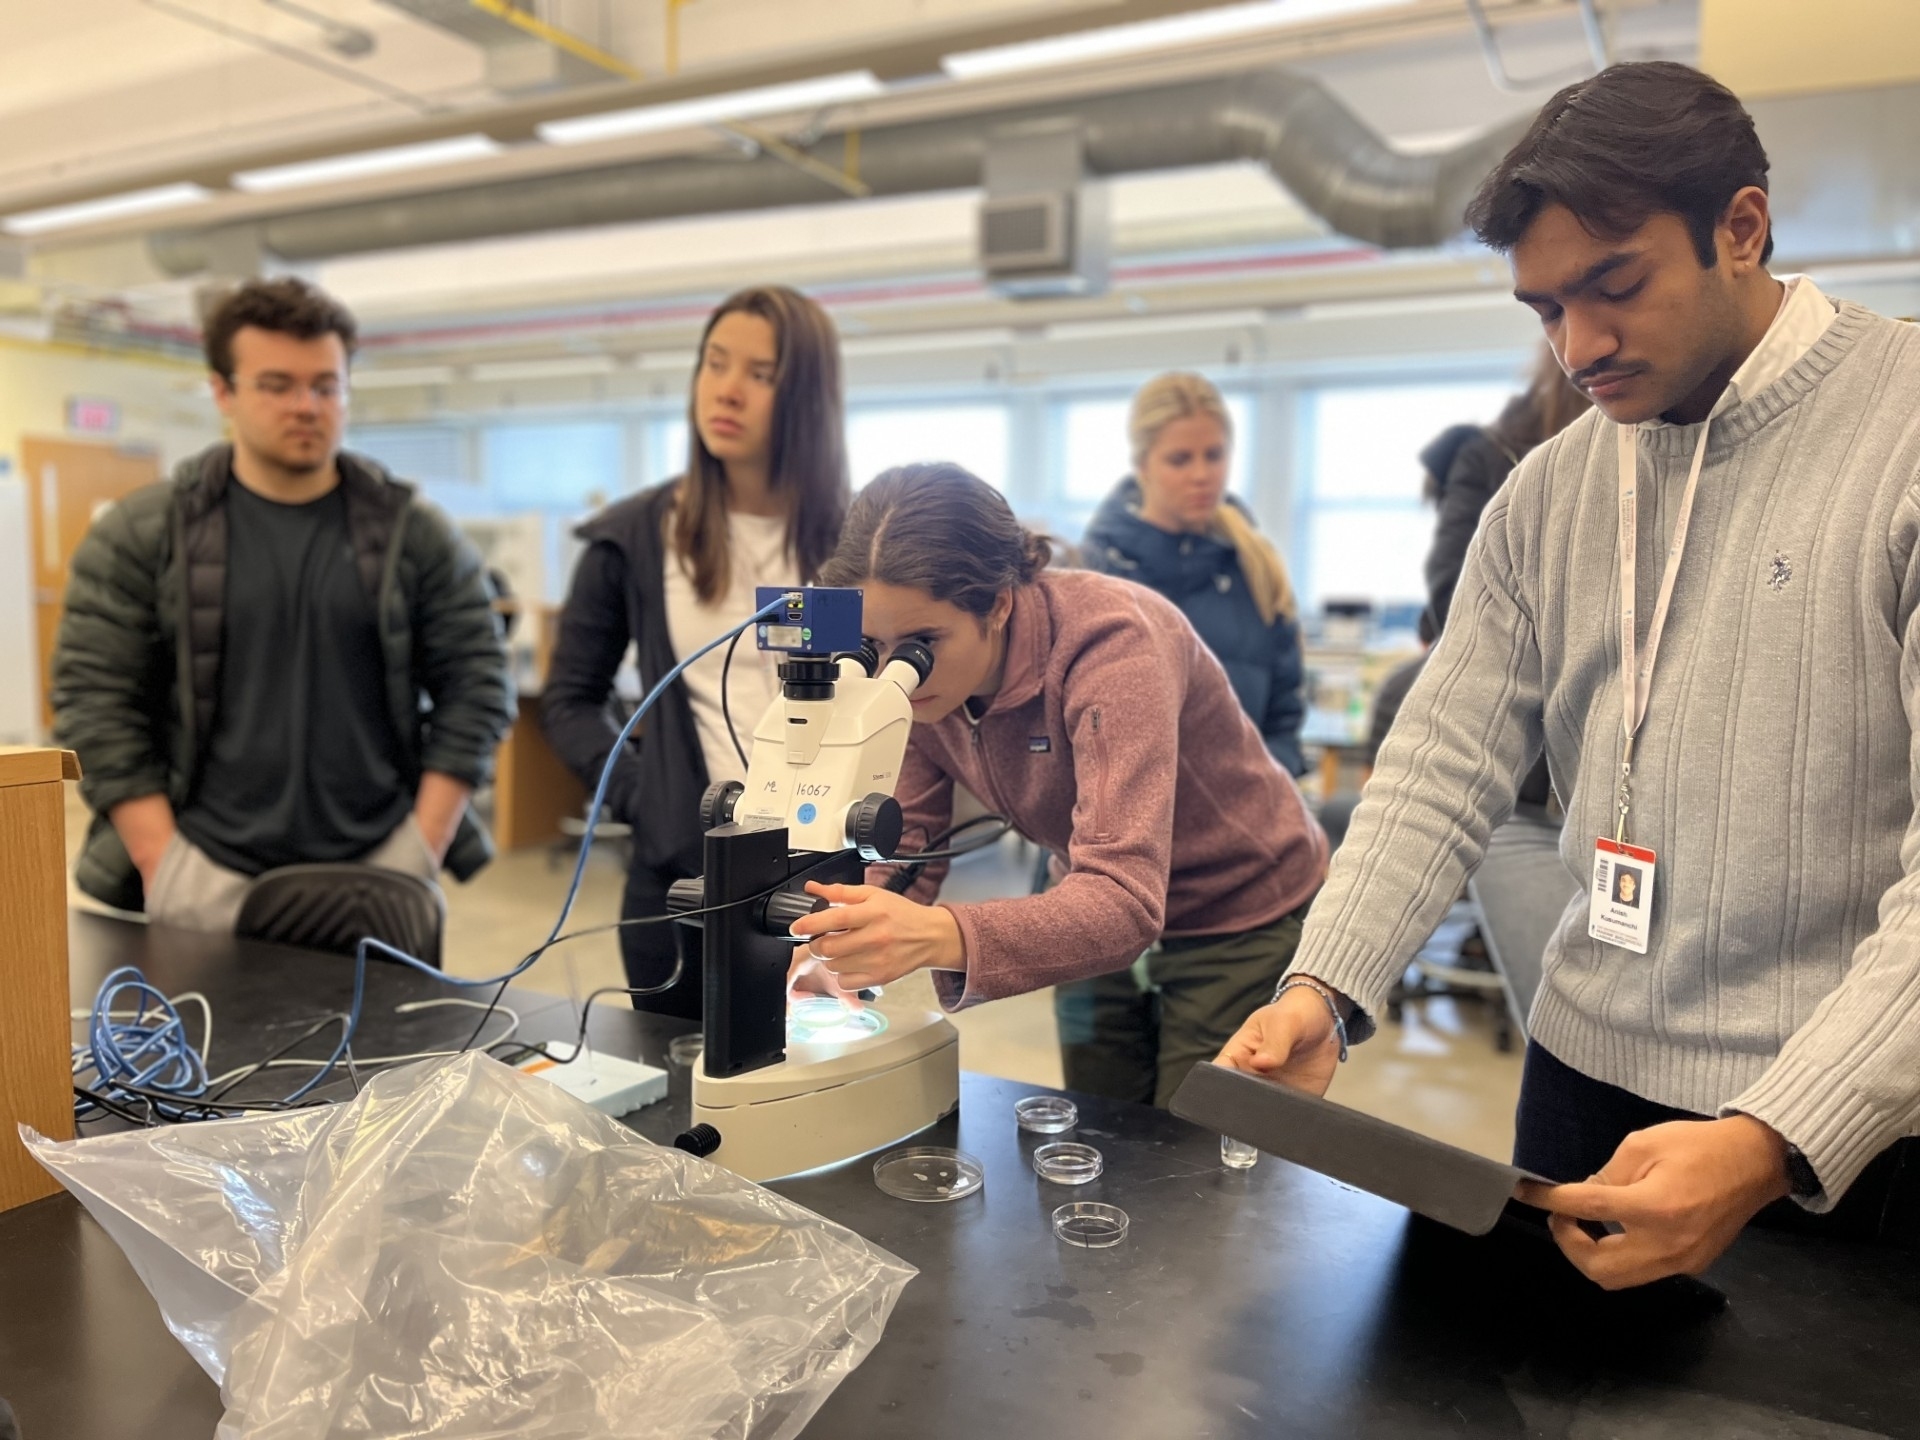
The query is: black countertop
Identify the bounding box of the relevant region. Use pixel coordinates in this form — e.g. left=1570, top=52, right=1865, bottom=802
left=5, top=912, right=1919, bottom=1439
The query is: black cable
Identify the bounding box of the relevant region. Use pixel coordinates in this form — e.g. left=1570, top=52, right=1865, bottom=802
left=720, top=624, right=751, bottom=773
left=204, top=1014, right=350, bottom=1104
left=73, top=1082, right=158, bottom=1127
left=456, top=881, right=790, bottom=1053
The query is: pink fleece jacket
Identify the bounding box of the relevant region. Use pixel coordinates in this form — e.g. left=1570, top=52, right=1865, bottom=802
left=866, top=569, right=1328, bottom=1010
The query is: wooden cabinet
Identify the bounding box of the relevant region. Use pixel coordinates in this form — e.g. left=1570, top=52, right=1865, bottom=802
left=0, top=747, right=79, bottom=1212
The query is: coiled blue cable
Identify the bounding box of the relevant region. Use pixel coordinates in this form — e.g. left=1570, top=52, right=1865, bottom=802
left=75, top=967, right=212, bottom=1119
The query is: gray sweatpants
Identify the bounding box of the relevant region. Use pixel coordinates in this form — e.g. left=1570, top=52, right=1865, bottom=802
left=145, top=817, right=442, bottom=934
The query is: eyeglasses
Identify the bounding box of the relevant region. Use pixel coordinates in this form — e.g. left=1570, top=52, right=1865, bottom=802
left=241, top=375, right=347, bottom=404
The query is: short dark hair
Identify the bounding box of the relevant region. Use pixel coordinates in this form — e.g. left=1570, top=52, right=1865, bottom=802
left=1465, top=61, right=1772, bottom=267
left=819, top=463, right=1052, bottom=620
left=202, top=277, right=358, bottom=381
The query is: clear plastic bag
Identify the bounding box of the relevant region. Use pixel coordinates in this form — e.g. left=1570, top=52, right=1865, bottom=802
left=25, top=1052, right=915, bottom=1440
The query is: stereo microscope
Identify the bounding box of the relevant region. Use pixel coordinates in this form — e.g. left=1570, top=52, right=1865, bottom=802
left=667, top=587, right=961, bottom=1181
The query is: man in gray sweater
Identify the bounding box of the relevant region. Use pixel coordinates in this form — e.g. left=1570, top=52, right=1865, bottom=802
left=1217, top=61, right=1920, bottom=1288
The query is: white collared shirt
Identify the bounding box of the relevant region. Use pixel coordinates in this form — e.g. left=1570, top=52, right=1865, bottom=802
left=1716, top=274, right=1836, bottom=416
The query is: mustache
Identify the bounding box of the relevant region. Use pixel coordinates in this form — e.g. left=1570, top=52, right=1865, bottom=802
left=1570, top=360, right=1645, bottom=388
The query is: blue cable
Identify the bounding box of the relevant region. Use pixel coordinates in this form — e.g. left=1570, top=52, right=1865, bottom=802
left=227, top=594, right=792, bottom=1109
left=75, top=967, right=211, bottom=1119
left=81, top=595, right=790, bottom=1117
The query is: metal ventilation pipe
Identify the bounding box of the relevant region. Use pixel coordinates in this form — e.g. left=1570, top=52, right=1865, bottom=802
left=147, top=67, right=1528, bottom=274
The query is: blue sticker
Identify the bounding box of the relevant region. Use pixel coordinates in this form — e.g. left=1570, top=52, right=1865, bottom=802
left=1028, top=736, right=1051, bottom=753
left=797, top=803, right=818, bottom=825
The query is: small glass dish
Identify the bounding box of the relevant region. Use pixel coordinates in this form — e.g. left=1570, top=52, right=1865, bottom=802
left=1014, top=1095, right=1078, bottom=1134
left=873, top=1146, right=984, bottom=1203
left=1032, top=1141, right=1103, bottom=1185
left=1053, top=1202, right=1129, bottom=1248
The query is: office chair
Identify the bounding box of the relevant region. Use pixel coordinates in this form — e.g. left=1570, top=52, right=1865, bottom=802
left=235, top=864, right=447, bottom=969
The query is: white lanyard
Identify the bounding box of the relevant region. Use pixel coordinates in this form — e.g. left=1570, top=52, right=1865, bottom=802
left=1613, top=419, right=1713, bottom=843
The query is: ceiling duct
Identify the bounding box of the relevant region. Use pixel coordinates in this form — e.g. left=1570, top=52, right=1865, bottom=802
left=377, top=0, right=635, bottom=94
left=980, top=123, right=1110, bottom=298
left=148, top=67, right=1529, bottom=275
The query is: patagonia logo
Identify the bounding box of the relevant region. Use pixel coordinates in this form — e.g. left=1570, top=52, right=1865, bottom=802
left=1028, top=736, right=1052, bottom=753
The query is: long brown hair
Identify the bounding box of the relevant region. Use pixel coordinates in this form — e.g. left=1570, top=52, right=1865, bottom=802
left=819, top=464, right=1051, bottom=618
left=673, top=285, right=849, bottom=603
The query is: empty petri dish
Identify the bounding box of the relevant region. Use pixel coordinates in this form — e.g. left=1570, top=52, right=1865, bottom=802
left=873, top=1146, right=984, bottom=1203
left=1032, top=1142, right=1103, bottom=1185
left=1053, top=1202, right=1129, bottom=1248
left=1014, top=1095, right=1078, bottom=1134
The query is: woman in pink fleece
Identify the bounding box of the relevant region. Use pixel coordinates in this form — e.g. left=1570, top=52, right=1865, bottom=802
left=789, top=464, right=1327, bottom=1106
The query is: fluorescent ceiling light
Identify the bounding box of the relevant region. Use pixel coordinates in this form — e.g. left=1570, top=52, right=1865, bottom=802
left=470, top=356, right=618, bottom=382
left=233, top=135, right=503, bottom=194
left=842, top=327, right=1019, bottom=358
left=350, top=365, right=458, bottom=389
left=943, top=0, right=1402, bottom=79
left=3, top=182, right=214, bottom=236
left=539, top=70, right=885, bottom=146
left=1045, top=309, right=1266, bottom=342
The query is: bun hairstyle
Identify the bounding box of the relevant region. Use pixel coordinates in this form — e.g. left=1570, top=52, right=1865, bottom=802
left=819, top=463, right=1051, bottom=619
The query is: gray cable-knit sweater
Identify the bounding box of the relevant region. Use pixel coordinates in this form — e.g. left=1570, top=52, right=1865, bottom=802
left=1292, top=301, right=1920, bottom=1208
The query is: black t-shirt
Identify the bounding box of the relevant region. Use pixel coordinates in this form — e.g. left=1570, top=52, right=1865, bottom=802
left=176, top=476, right=410, bottom=875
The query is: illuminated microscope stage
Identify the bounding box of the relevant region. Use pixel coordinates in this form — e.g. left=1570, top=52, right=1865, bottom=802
left=690, top=991, right=960, bottom=1182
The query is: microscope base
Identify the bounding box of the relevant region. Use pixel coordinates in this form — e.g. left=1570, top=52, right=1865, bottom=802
left=691, top=1005, right=960, bottom=1182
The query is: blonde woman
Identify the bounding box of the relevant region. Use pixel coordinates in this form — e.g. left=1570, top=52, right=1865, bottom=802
left=1082, top=372, right=1308, bottom=776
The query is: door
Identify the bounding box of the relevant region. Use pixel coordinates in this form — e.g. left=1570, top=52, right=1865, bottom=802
left=21, top=437, right=162, bottom=729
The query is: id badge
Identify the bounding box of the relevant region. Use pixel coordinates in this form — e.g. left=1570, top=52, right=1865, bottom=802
left=1589, top=838, right=1656, bottom=954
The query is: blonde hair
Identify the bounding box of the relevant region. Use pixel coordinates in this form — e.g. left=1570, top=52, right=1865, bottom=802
left=1128, top=371, right=1296, bottom=626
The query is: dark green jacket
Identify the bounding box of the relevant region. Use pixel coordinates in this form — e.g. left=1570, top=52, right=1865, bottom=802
left=53, top=444, right=514, bottom=911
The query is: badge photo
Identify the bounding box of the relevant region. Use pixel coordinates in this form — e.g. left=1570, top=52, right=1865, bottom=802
left=1589, top=837, right=1657, bottom=954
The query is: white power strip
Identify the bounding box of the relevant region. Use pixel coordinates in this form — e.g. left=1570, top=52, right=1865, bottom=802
left=514, top=1045, right=668, bottom=1116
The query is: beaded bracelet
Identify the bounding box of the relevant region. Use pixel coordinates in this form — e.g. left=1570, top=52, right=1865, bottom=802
left=1275, top=978, right=1350, bottom=1063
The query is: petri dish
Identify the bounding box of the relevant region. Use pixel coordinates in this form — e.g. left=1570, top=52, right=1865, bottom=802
left=1053, top=1202, right=1129, bottom=1248
left=788, top=995, right=888, bottom=1044
left=1032, top=1142, right=1103, bottom=1185
left=873, top=1146, right=984, bottom=1203
left=1014, top=1095, right=1078, bottom=1134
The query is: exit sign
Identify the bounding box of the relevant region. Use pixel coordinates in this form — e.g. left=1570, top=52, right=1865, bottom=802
left=66, top=397, right=119, bottom=436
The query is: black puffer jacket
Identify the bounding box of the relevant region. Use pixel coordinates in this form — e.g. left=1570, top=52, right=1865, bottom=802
left=540, top=482, right=710, bottom=877
left=52, top=444, right=514, bottom=910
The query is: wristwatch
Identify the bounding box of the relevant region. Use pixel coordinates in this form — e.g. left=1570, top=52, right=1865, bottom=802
left=1783, top=1143, right=1822, bottom=1201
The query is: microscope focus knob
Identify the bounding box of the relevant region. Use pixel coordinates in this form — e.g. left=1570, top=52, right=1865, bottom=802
left=849, top=793, right=904, bottom=863
left=700, top=779, right=744, bottom=829
left=763, top=890, right=827, bottom=935
left=665, top=877, right=707, bottom=919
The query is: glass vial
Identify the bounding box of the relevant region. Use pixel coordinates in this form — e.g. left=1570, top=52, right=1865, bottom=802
left=1220, top=1136, right=1259, bottom=1170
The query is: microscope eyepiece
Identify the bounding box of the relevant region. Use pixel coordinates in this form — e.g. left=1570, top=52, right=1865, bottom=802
left=885, top=641, right=935, bottom=690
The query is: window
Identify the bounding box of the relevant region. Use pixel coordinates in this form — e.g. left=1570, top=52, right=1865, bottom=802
left=1299, top=382, right=1512, bottom=611
left=647, top=415, right=689, bottom=484
left=846, top=404, right=1009, bottom=491
left=483, top=422, right=625, bottom=512
left=350, top=424, right=468, bottom=483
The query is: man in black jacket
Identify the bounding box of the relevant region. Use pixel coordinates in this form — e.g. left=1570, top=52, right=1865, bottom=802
left=52, top=278, right=513, bottom=928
